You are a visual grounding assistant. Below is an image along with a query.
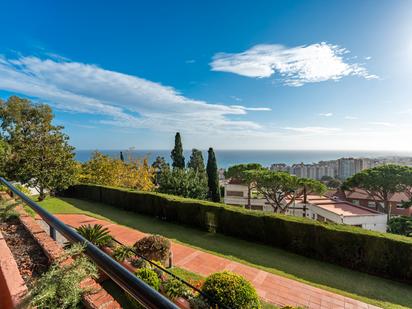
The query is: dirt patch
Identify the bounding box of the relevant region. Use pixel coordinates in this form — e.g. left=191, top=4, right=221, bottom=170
left=0, top=217, right=49, bottom=288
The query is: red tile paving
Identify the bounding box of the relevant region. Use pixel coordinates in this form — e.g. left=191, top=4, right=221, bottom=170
left=44, top=214, right=381, bottom=309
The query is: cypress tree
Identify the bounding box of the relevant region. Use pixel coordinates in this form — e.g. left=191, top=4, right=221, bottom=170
left=187, top=149, right=205, bottom=174
left=120, top=151, right=124, bottom=162
left=206, top=147, right=220, bottom=202
left=171, top=132, right=185, bottom=169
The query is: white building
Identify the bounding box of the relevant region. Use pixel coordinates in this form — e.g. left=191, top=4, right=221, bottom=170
left=293, top=195, right=387, bottom=232
left=223, top=183, right=387, bottom=233
left=223, top=183, right=274, bottom=212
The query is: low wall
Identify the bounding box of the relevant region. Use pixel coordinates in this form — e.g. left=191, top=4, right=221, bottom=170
left=0, top=230, right=28, bottom=309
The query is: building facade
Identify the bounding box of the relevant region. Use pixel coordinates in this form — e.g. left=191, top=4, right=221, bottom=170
left=223, top=183, right=387, bottom=232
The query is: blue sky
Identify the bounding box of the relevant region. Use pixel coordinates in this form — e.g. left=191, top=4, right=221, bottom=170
left=0, top=0, right=411, bottom=150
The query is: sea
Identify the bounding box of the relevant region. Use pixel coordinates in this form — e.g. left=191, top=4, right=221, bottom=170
left=75, top=150, right=412, bottom=169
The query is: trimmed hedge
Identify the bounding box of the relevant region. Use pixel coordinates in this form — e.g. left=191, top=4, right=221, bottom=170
left=61, top=184, right=412, bottom=283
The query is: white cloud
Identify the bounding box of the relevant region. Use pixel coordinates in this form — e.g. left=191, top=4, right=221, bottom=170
left=185, top=59, right=196, bottom=64
left=367, top=121, right=394, bottom=127
left=319, top=112, right=333, bottom=117
left=282, top=126, right=341, bottom=134
left=0, top=55, right=271, bottom=134
left=230, top=105, right=271, bottom=111
left=365, top=56, right=372, bottom=60
left=210, top=42, right=377, bottom=86
left=344, top=116, right=358, bottom=120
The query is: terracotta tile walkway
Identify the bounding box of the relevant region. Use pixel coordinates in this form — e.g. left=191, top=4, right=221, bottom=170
left=41, top=214, right=380, bottom=309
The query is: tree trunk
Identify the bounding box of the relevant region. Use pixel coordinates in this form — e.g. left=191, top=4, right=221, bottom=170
left=385, top=200, right=391, bottom=223
left=38, top=187, right=46, bottom=201
left=247, top=184, right=251, bottom=209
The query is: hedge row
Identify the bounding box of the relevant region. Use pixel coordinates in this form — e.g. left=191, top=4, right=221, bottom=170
left=61, top=184, right=412, bottom=283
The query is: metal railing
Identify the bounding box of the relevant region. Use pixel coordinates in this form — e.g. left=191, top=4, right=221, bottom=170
left=0, top=177, right=178, bottom=309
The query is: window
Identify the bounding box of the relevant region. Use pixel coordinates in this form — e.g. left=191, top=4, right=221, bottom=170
left=352, top=199, right=360, bottom=205
left=396, top=203, right=403, bottom=209
left=251, top=205, right=263, bottom=211
left=317, top=215, right=325, bottom=222
left=367, top=201, right=376, bottom=208
left=226, top=190, right=243, bottom=197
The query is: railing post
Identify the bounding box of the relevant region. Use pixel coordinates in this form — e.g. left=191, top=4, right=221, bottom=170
left=49, top=225, right=57, bottom=240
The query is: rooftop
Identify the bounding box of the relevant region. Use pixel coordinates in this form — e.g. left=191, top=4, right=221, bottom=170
left=296, top=195, right=382, bottom=217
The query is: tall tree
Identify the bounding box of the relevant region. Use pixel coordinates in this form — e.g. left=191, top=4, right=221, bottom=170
left=81, top=151, right=154, bottom=191
left=0, top=96, right=77, bottom=200
left=343, top=164, right=412, bottom=221
left=225, top=163, right=263, bottom=209
left=0, top=138, right=10, bottom=177
left=120, top=151, right=125, bottom=162
left=152, top=156, right=170, bottom=185
left=171, top=132, right=185, bottom=169
left=206, top=147, right=220, bottom=202
left=187, top=149, right=205, bottom=174
left=157, top=168, right=208, bottom=199
left=246, top=170, right=326, bottom=213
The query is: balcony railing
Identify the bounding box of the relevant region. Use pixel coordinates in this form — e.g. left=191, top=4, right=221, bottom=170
left=0, top=177, right=179, bottom=309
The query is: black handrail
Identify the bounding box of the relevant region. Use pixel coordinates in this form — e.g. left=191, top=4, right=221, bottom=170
left=109, top=238, right=231, bottom=309
left=0, top=177, right=178, bottom=309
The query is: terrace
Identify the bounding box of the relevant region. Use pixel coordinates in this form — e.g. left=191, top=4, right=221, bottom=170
left=1, top=180, right=412, bottom=309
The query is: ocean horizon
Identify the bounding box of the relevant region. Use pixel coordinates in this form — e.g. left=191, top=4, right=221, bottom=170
left=75, top=149, right=412, bottom=169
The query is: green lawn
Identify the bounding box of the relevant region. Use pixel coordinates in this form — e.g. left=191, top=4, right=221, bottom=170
left=37, top=196, right=412, bottom=309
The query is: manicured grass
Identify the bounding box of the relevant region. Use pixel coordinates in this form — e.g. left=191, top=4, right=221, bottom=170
left=38, top=196, right=412, bottom=309
left=170, top=267, right=204, bottom=283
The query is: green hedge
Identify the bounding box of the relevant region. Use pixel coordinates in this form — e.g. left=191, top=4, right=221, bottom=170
left=61, top=184, right=412, bottom=283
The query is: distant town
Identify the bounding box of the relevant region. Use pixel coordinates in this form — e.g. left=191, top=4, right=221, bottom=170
left=268, top=156, right=412, bottom=180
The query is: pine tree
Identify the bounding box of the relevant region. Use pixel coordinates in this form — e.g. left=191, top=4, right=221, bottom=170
left=171, top=132, right=185, bottom=169
left=187, top=149, right=205, bottom=174
left=120, top=151, right=124, bottom=162
left=206, top=147, right=220, bottom=202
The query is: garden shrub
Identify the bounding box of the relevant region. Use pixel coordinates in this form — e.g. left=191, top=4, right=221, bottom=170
left=201, top=271, right=261, bottom=309
left=135, top=268, right=161, bottom=291
left=163, top=277, right=188, bottom=300
left=133, top=234, right=171, bottom=265
left=61, top=184, right=412, bottom=283
left=113, top=245, right=135, bottom=262
left=126, top=268, right=161, bottom=309
left=76, top=224, right=113, bottom=247
left=29, top=244, right=98, bottom=309
left=0, top=200, right=20, bottom=220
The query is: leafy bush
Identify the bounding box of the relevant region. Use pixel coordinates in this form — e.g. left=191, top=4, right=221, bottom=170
left=163, top=277, right=188, bottom=300
left=157, top=168, right=208, bottom=200
left=131, top=257, right=150, bottom=269
left=76, top=224, right=113, bottom=247
left=201, top=271, right=261, bottom=309
left=388, top=216, right=412, bottom=237
left=188, top=295, right=210, bottom=309
left=113, top=245, right=135, bottom=262
left=133, top=235, right=171, bottom=265
left=126, top=267, right=161, bottom=308
left=0, top=200, right=20, bottom=220
left=135, top=268, right=161, bottom=291
left=61, top=184, right=412, bottom=283
left=29, top=243, right=98, bottom=309
left=14, top=183, right=32, bottom=195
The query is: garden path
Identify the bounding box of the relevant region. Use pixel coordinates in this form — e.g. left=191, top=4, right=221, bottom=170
left=40, top=214, right=380, bottom=309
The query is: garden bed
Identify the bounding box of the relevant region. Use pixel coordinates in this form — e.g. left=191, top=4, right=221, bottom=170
left=0, top=217, right=49, bottom=288
left=0, top=193, right=121, bottom=309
